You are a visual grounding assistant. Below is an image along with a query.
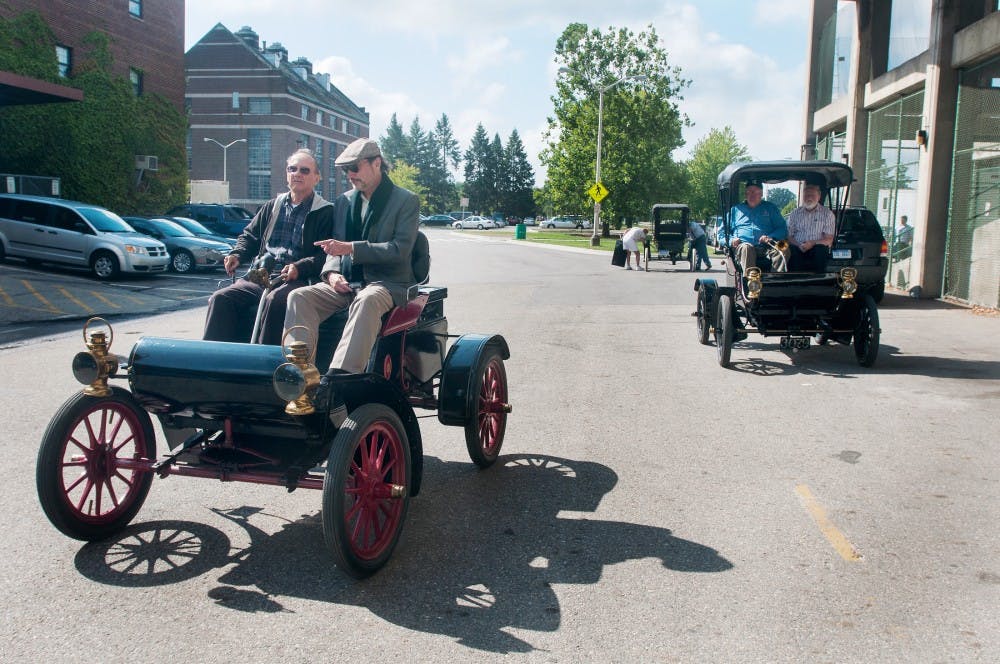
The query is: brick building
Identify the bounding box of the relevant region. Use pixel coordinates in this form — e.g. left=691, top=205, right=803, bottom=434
left=803, top=1, right=1000, bottom=307
left=185, top=24, right=370, bottom=209
left=0, top=0, right=185, bottom=111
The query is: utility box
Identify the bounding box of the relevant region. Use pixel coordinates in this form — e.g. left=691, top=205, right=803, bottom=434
left=189, top=180, right=230, bottom=203
left=1, top=173, right=61, bottom=197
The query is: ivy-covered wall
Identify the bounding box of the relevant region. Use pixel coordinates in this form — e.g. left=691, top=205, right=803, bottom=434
left=0, top=11, right=187, bottom=215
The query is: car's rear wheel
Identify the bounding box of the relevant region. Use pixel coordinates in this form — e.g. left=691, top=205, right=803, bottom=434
left=853, top=294, right=880, bottom=367
left=715, top=294, right=734, bottom=368
left=477, top=224, right=484, bottom=230
left=696, top=287, right=711, bottom=345
left=465, top=351, right=508, bottom=468
left=644, top=245, right=651, bottom=272
left=91, top=251, right=120, bottom=280
left=323, top=404, right=410, bottom=578
left=170, top=250, right=195, bottom=273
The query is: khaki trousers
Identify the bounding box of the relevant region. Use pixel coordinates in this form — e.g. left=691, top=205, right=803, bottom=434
left=734, top=242, right=787, bottom=273
left=284, top=282, right=393, bottom=371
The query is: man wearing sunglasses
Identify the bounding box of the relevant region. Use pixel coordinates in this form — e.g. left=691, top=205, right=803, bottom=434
left=203, top=149, right=341, bottom=344
left=284, top=138, right=419, bottom=371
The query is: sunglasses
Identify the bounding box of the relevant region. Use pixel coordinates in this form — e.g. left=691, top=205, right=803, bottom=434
left=341, top=162, right=362, bottom=174
left=286, top=165, right=312, bottom=174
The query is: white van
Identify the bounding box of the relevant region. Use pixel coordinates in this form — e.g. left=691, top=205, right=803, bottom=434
left=0, top=194, right=170, bottom=279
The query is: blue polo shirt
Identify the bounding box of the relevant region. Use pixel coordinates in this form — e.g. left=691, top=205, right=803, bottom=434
left=724, top=201, right=787, bottom=245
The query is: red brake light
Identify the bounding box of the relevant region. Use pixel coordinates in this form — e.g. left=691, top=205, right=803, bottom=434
left=880, top=240, right=888, bottom=257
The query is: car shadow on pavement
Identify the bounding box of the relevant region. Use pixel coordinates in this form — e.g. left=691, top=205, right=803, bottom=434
left=74, top=453, right=733, bottom=654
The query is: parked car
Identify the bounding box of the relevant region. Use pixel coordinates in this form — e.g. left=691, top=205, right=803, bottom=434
left=521, top=217, right=537, bottom=226
left=422, top=214, right=457, bottom=226
left=447, top=211, right=473, bottom=222
left=540, top=215, right=591, bottom=229
left=164, top=203, right=254, bottom=238
left=161, top=215, right=237, bottom=248
left=828, top=206, right=889, bottom=302
left=124, top=216, right=231, bottom=274
left=452, top=215, right=496, bottom=230
left=0, top=194, right=169, bottom=279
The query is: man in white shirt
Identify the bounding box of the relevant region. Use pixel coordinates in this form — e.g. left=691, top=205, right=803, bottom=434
left=786, top=180, right=835, bottom=271
left=621, top=225, right=647, bottom=271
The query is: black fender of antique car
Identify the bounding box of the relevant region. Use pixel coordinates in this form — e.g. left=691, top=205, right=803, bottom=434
left=437, top=333, right=511, bottom=427
left=694, top=277, right=720, bottom=325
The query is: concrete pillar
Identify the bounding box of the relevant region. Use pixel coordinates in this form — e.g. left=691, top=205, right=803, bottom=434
left=909, top=0, right=959, bottom=298
left=802, top=0, right=838, bottom=160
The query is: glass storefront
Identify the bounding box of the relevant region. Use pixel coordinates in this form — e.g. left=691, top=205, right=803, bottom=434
left=946, top=57, right=1000, bottom=307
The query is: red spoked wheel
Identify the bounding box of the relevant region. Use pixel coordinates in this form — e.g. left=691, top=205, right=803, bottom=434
left=323, top=404, right=410, bottom=578
left=464, top=352, right=509, bottom=468
left=36, top=387, right=156, bottom=541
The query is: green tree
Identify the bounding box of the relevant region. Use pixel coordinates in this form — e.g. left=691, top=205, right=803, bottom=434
left=767, top=187, right=796, bottom=211
left=501, top=129, right=535, bottom=217
left=543, top=23, right=690, bottom=235
left=463, top=124, right=492, bottom=213
left=0, top=12, right=186, bottom=214
left=434, top=114, right=462, bottom=173
left=388, top=160, right=427, bottom=210
left=380, top=114, right=408, bottom=165
left=685, top=126, right=752, bottom=221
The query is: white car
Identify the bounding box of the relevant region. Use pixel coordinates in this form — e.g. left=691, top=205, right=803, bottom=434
left=540, top=215, right=591, bottom=229
left=452, top=215, right=496, bottom=229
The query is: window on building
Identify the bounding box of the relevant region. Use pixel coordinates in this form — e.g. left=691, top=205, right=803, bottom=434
left=887, top=0, right=931, bottom=69
left=129, top=0, right=142, bottom=18
left=301, top=105, right=309, bottom=120
left=129, top=68, right=143, bottom=96
left=247, top=128, right=271, bottom=170
left=316, top=110, right=323, bottom=126
left=55, top=45, right=71, bottom=78
left=248, top=175, right=270, bottom=199
left=186, top=130, right=192, bottom=172
left=298, top=133, right=309, bottom=149
left=248, top=98, right=271, bottom=114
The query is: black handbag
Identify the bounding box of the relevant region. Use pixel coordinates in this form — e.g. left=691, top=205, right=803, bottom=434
left=611, top=239, right=626, bottom=267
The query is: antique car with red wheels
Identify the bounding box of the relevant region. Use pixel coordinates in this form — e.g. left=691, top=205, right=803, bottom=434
left=36, top=278, right=511, bottom=578
left=694, top=161, right=881, bottom=369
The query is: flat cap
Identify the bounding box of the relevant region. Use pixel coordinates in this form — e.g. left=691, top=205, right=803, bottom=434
left=335, top=138, right=382, bottom=166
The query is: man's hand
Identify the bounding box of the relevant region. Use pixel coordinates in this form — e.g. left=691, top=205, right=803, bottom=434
left=223, top=254, right=240, bottom=276
left=731, top=238, right=741, bottom=247
left=800, top=240, right=814, bottom=252
left=325, top=272, right=354, bottom=294
left=759, top=235, right=772, bottom=245
left=315, top=239, right=353, bottom=256
left=280, top=263, right=299, bottom=282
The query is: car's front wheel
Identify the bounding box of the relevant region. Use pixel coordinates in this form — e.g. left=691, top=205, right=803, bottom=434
left=90, top=251, right=120, bottom=280
left=170, top=250, right=195, bottom=273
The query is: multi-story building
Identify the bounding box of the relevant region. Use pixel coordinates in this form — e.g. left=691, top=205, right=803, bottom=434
left=803, top=1, right=1000, bottom=307
left=185, top=24, right=369, bottom=210
left=0, top=0, right=185, bottom=111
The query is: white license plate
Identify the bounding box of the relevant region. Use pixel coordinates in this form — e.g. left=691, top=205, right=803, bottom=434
left=779, top=336, right=811, bottom=350
left=832, top=249, right=852, bottom=259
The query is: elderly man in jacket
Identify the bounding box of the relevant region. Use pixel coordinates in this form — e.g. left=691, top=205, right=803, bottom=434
left=283, top=138, right=419, bottom=372
left=203, top=149, right=338, bottom=344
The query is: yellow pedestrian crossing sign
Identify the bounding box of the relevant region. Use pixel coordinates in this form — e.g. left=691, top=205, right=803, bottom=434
left=588, top=182, right=609, bottom=203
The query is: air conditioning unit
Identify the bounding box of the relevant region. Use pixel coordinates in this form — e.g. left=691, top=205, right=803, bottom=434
left=135, top=155, right=159, bottom=171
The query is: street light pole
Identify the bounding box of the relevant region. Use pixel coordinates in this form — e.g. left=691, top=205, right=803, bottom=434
left=203, top=137, right=247, bottom=183
left=559, top=69, right=646, bottom=247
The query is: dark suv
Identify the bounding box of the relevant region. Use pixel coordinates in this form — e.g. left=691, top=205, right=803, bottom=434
left=165, top=203, right=254, bottom=238
left=828, top=206, right=889, bottom=301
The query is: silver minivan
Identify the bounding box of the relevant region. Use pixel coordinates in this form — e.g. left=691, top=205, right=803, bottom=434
left=0, top=194, right=170, bottom=279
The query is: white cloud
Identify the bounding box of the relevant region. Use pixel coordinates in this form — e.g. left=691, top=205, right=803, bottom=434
left=752, top=0, right=810, bottom=26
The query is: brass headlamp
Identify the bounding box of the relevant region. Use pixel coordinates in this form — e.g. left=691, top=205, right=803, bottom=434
left=839, top=267, right=858, bottom=299
left=72, top=317, right=118, bottom=396
left=273, top=326, right=321, bottom=415
left=745, top=266, right=763, bottom=299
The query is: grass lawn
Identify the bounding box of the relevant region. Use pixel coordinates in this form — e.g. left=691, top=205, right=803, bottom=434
left=519, top=229, right=616, bottom=252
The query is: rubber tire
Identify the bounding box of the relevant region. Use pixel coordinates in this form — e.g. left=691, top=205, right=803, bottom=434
left=853, top=294, right=880, bottom=368
left=715, top=294, right=734, bottom=368
left=696, top=287, right=711, bottom=345
left=91, top=251, right=120, bottom=280
left=644, top=246, right=651, bottom=272
left=171, top=249, right=195, bottom=274
left=477, top=224, right=484, bottom=230
left=689, top=249, right=697, bottom=272
left=323, top=403, right=410, bottom=578
left=464, top=351, right=508, bottom=468
left=36, top=387, right=156, bottom=541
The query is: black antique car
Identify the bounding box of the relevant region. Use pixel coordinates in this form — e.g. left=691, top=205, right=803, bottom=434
left=646, top=203, right=694, bottom=270
left=36, top=271, right=511, bottom=578
left=694, top=161, right=880, bottom=368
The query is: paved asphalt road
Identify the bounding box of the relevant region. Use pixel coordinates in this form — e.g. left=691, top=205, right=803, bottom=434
left=1, top=228, right=998, bottom=662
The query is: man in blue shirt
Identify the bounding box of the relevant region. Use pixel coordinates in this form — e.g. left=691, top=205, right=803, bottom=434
left=723, top=180, right=788, bottom=272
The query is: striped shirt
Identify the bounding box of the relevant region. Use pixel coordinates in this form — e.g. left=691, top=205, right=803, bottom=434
left=787, top=204, right=835, bottom=244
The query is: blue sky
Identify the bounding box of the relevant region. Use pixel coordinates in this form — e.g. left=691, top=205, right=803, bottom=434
left=186, top=1, right=812, bottom=183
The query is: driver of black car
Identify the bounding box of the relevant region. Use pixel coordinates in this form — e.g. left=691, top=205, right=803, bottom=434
left=726, top=180, right=788, bottom=273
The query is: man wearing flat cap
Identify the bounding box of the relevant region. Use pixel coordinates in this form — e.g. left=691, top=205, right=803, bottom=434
left=283, top=138, right=419, bottom=371
left=724, top=179, right=788, bottom=272
left=786, top=176, right=835, bottom=271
